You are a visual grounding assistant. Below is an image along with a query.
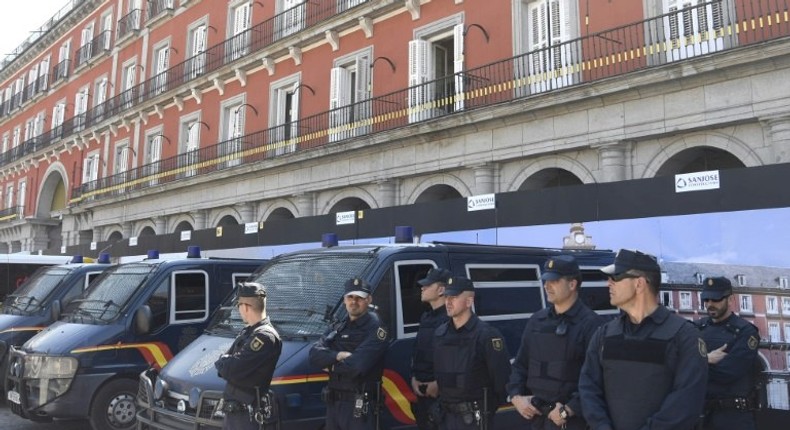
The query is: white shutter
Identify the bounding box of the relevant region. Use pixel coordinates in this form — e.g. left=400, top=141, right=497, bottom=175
left=76, top=91, right=88, bottom=114
left=150, top=136, right=162, bottom=163
left=116, top=146, right=129, bottom=173
left=38, top=59, right=49, bottom=90
left=156, top=48, right=169, bottom=74
left=187, top=122, right=200, bottom=151
left=6, top=185, right=14, bottom=209
left=233, top=108, right=243, bottom=138
left=60, top=42, right=70, bottom=62
left=103, top=14, right=113, bottom=49
left=290, top=82, right=300, bottom=145
left=408, top=39, right=433, bottom=123
left=329, top=67, right=352, bottom=142
left=453, top=23, right=465, bottom=112
left=193, top=25, right=207, bottom=55
left=227, top=108, right=238, bottom=140
left=124, top=65, right=136, bottom=91
left=54, top=103, right=65, bottom=127
left=17, top=181, right=26, bottom=212
left=35, top=112, right=45, bottom=136
left=81, top=25, right=93, bottom=47
left=24, top=121, right=33, bottom=141
left=131, top=0, right=142, bottom=11
left=355, top=56, right=370, bottom=103
left=97, top=78, right=108, bottom=104
left=234, top=3, right=251, bottom=34
left=12, top=128, right=20, bottom=147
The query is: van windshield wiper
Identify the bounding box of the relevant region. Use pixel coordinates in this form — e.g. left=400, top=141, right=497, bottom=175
left=97, top=300, right=121, bottom=321
left=70, top=308, right=97, bottom=324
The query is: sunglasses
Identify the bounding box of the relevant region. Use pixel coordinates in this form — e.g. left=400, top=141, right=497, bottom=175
left=703, top=296, right=730, bottom=303
left=608, top=272, right=641, bottom=282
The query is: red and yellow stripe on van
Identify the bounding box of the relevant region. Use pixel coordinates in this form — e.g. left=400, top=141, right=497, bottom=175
left=71, top=342, right=174, bottom=369
left=0, top=326, right=46, bottom=334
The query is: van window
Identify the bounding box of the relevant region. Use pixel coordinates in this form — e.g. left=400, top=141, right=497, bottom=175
left=393, top=261, right=436, bottom=338
left=147, top=282, right=168, bottom=331
left=467, top=264, right=543, bottom=317
left=171, top=271, right=209, bottom=323
left=579, top=268, right=617, bottom=312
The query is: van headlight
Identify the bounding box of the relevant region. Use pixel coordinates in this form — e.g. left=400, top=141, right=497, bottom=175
left=24, top=355, right=78, bottom=379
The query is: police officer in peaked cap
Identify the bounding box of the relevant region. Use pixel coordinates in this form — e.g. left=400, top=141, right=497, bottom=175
left=579, top=249, right=708, bottom=430
left=215, top=282, right=282, bottom=430
left=309, top=277, right=389, bottom=430
left=508, top=255, right=605, bottom=429
left=411, top=268, right=452, bottom=430
left=697, top=276, right=760, bottom=430
left=433, top=276, right=512, bottom=430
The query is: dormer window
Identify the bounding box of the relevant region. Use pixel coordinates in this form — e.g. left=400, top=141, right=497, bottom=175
left=695, top=273, right=705, bottom=285
left=735, top=274, right=746, bottom=287
left=779, top=276, right=789, bottom=289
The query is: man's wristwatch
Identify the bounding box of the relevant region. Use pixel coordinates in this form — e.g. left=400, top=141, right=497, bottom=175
left=559, top=405, right=569, bottom=420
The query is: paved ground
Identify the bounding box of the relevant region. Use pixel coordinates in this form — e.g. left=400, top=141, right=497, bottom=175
left=0, top=404, right=87, bottom=429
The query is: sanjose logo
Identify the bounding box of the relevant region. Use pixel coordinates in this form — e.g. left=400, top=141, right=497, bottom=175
left=467, top=194, right=496, bottom=211
left=335, top=211, right=356, bottom=225
left=675, top=170, right=720, bottom=193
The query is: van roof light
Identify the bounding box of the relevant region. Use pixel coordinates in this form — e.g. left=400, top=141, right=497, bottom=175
left=146, top=250, right=160, bottom=260
left=71, top=255, right=84, bottom=264
left=187, top=246, right=201, bottom=258
left=98, top=252, right=111, bottom=264
left=322, top=233, right=338, bottom=248
left=395, top=226, right=414, bottom=244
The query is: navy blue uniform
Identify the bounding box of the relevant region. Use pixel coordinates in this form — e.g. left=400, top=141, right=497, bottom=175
left=697, top=314, right=759, bottom=430
left=579, top=306, right=708, bottom=430
left=309, top=311, right=389, bottom=430
left=411, top=305, right=448, bottom=429
left=433, top=314, right=512, bottom=430
left=507, top=299, right=605, bottom=430
left=215, top=317, right=282, bottom=430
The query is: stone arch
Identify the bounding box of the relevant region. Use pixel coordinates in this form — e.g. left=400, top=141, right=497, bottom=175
left=217, top=215, right=240, bottom=228
left=259, top=199, right=300, bottom=220
left=414, top=184, right=463, bottom=203
left=505, top=157, right=595, bottom=192
left=265, top=207, right=296, bottom=221
left=642, top=132, right=762, bottom=179
left=169, top=214, right=195, bottom=233
left=328, top=197, right=372, bottom=214
left=208, top=208, right=242, bottom=228
left=106, top=230, right=123, bottom=243
left=406, top=174, right=472, bottom=205
left=35, top=163, right=69, bottom=218
left=138, top=226, right=156, bottom=236
left=320, top=188, right=378, bottom=215
left=518, top=168, right=584, bottom=190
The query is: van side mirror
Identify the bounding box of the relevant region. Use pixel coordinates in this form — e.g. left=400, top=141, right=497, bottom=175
left=135, top=305, right=153, bottom=335
left=50, top=300, right=62, bottom=321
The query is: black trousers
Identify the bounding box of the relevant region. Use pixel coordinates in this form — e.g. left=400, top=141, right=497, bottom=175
left=439, top=411, right=494, bottom=430
left=325, top=398, right=375, bottom=430
left=223, top=409, right=258, bottom=430
left=703, top=409, right=756, bottom=430
left=411, top=396, right=439, bottom=430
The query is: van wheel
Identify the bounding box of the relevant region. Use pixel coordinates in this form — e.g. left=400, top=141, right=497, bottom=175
left=89, top=379, right=138, bottom=430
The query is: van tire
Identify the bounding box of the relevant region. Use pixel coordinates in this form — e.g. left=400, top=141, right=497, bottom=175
left=89, top=378, right=138, bottom=430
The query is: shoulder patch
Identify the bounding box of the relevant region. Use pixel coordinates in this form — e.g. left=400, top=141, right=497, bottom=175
left=748, top=335, right=758, bottom=350
left=492, top=337, right=503, bottom=352
left=698, top=338, right=707, bottom=358
left=377, top=327, right=388, bottom=341
left=250, top=336, right=264, bottom=352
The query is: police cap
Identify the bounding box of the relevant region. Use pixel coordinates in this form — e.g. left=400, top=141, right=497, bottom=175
left=601, top=249, right=660, bottom=276
left=344, top=277, right=372, bottom=298
left=541, top=255, right=581, bottom=281
left=443, top=276, right=475, bottom=296
left=418, top=268, right=451, bottom=286
left=238, top=282, right=267, bottom=298
left=701, top=277, right=733, bottom=301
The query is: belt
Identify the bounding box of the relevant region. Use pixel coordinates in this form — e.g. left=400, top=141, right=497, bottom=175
left=441, top=401, right=479, bottom=414
left=705, top=397, right=755, bottom=411
left=221, top=399, right=251, bottom=414
left=328, top=390, right=360, bottom=402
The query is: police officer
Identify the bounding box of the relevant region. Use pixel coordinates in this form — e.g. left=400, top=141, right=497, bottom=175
left=579, top=249, right=708, bottom=430
left=308, top=277, right=389, bottom=430
left=215, top=282, right=283, bottom=430
left=507, top=255, right=605, bottom=430
left=411, top=268, right=451, bottom=430
left=433, top=276, right=511, bottom=430
left=697, top=276, right=759, bottom=430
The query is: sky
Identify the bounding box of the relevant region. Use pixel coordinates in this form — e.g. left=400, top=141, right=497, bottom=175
left=0, top=1, right=70, bottom=64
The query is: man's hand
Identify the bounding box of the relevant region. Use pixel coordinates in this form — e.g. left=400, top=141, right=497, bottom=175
left=424, top=381, right=439, bottom=398
left=548, top=403, right=569, bottom=427
left=336, top=351, right=352, bottom=361
left=410, top=377, right=424, bottom=397
left=512, top=395, right=541, bottom=420
left=708, top=344, right=727, bottom=364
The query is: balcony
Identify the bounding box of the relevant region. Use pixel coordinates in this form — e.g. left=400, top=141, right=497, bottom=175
left=147, top=0, right=175, bottom=25
left=51, top=59, right=70, bottom=85
left=74, top=31, right=112, bottom=69
left=0, top=206, right=22, bottom=222
left=67, top=0, right=790, bottom=205
left=117, top=9, right=143, bottom=42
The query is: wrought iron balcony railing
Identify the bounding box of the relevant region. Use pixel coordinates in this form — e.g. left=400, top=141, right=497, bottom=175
left=67, top=0, right=790, bottom=205
left=148, top=0, right=175, bottom=21
left=117, top=9, right=143, bottom=41
left=75, top=30, right=112, bottom=68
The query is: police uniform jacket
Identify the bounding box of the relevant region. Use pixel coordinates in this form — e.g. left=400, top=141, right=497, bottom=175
left=433, top=313, right=512, bottom=406
left=697, top=313, right=759, bottom=399
left=412, top=305, right=449, bottom=383
left=579, top=306, right=708, bottom=430
left=507, top=298, right=604, bottom=417
left=215, top=317, right=282, bottom=404
left=309, top=311, right=389, bottom=393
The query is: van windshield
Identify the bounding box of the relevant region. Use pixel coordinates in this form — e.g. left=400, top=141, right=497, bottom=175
left=208, top=253, right=375, bottom=339
left=66, top=263, right=155, bottom=324
left=3, top=266, right=73, bottom=315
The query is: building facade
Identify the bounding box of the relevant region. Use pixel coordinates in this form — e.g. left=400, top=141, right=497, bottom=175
left=0, top=0, right=788, bottom=254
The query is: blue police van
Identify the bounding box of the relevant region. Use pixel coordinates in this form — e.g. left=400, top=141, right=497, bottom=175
left=5, top=247, right=265, bottom=430
left=136, top=241, right=616, bottom=429
left=0, top=254, right=114, bottom=398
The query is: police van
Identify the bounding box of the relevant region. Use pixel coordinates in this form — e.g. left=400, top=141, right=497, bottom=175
left=136, top=241, right=616, bottom=430
left=0, top=254, right=114, bottom=397
left=5, top=247, right=266, bottom=430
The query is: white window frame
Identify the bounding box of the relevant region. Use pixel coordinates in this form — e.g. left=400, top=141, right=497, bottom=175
left=5, top=184, right=14, bottom=210
left=229, top=1, right=251, bottom=60
left=767, top=296, right=779, bottom=315
left=268, top=74, right=301, bottom=155
left=329, top=47, right=372, bottom=142
left=661, top=290, right=674, bottom=309
left=169, top=270, right=210, bottom=324
left=784, top=323, right=790, bottom=345
left=740, top=294, right=753, bottom=314
left=114, top=140, right=130, bottom=175
left=179, top=112, right=202, bottom=177
left=219, top=94, right=246, bottom=168
left=187, top=19, right=208, bottom=78
left=152, top=42, right=171, bottom=94
left=768, top=322, right=781, bottom=342
left=679, top=291, right=692, bottom=310
left=782, top=297, right=790, bottom=315
left=16, top=179, right=26, bottom=214
left=663, top=0, right=727, bottom=62
left=277, top=0, right=305, bottom=38
left=143, top=127, right=164, bottom=185
left=1, top=133, right=9, bottom=153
